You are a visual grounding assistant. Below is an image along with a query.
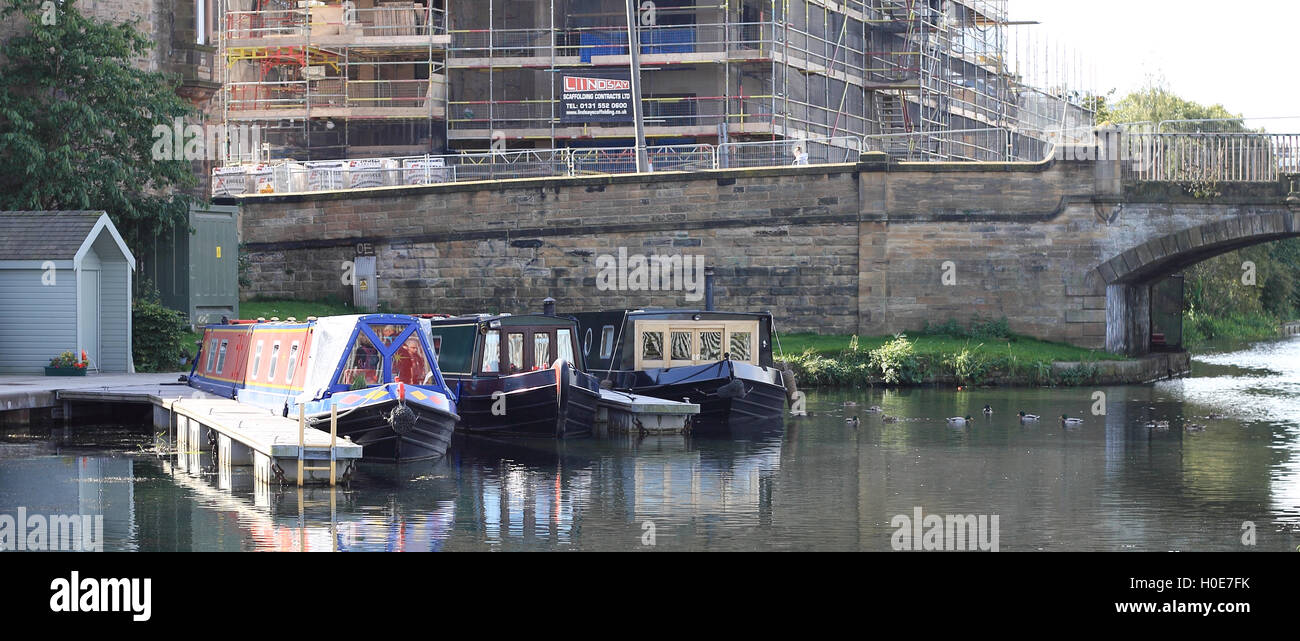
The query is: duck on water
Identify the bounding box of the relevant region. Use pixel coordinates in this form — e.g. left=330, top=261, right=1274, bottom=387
left=188, top=314, right=459, bottom=462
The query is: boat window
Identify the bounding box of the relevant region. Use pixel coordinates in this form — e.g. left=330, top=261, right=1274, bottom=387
left=215, top=340, right=229, bottom=373
left=482, top=330, right=500, bottom=372
left=729, top=332, right=752, bottom=362
left=642, top=331, right=664, bottom=361
left=699, top=331, right=722, bottom=361
left=267, top=343, right=281, bottom=380
left=670, top=331, right=692, bottom=361
left=337, top=334, right=381, bottom=388
left=507, top=333, right=525, bottom=373
left=558, top=329, right=575, bottom=365
left=392, top=334, right=432, bottom=385
left=285, top=342, right=300, bottom=382
left=534, top=333, right=551, bottom=369
left=369, top=324, right=405, bottom=347
left=205, top=339, right=217, bottom=372
left=250, top=341, right=264, bottom=379
left=600, top=326, right=615, bottom=359
left=582, top=328, right=592, bottom=356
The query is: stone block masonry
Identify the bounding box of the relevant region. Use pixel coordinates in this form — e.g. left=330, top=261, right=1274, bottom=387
left=230, top=142, right=1298, bottom=354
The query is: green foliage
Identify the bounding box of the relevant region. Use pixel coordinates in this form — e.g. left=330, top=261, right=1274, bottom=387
left=919, top=316, right=1010, bottom=340
left=1057, top=364, right=1099, bottom=387
left=869, top=334, right=922, bottom=385
left=132, top=284, right=188, bottom=372
left=1105, top=79, right=1252, bottom=133
left=947, top=345, right=990, bottom=385
left=0, top=1, right=198, bottom=258
left=237, top=242, right=253, bottom=290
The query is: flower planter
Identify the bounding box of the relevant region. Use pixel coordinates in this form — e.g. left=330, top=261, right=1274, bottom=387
left=44, top=367, right=87, bottom=377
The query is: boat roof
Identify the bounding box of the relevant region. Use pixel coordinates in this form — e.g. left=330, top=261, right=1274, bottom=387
left=578, top=309, right=774, bottom=320
left=426, top=313, right=578, bottom=327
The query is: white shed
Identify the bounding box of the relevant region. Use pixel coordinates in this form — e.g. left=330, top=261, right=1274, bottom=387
left=0, top=211, right=136, bottom=373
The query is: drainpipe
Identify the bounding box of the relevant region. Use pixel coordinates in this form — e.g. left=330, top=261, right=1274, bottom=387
left=704, top=267, right=715, bottom=312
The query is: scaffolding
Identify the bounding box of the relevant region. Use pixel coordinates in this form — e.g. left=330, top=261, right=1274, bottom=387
left=218, top=0, right=450, bottom=161
left=442, top=0, right=1096, bottom=160
left=217, top=0, right=1095, bottom=163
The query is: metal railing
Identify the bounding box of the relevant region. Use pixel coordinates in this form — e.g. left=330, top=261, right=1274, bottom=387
left=864, top=128, right=1012, bottom=162
left=718, top=136, right=864, bottom=169
left=1124, top=133, right=1300, bottom=183
left=227, top=78, right=444, bottom=113
left=224, top=6, right=447, bottom=41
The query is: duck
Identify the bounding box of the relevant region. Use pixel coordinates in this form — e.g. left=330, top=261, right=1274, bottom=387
left=844, top=401, right=858, bottom=407
left=846, top=416, right=861, bottom=427
left=1206, top=413, right=1226, bottom=420
left=983, top=404, right=993, bottom=416
left=882, top=415, right=900, bottom=424
left=867, top=406, right=884, bottom=413
left=1018, top=411, right=1040, bottom=422
left=1060, top=415, right=1084, bottom=426
left=947, top=416, right=974, bottom=427
left=1184, top=423, right=1206, bottom=432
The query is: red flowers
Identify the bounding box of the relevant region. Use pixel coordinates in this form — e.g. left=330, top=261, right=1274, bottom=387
left=49, top=350, right=90, bottom=369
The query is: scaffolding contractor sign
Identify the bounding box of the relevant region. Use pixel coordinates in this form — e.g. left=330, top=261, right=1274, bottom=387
left=561, top=73, right=634, bottom=123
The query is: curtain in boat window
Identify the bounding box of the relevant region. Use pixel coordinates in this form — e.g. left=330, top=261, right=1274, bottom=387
left=729, top=332, right=752, bottom=361
left=557, top=329, right=575, bottom=365
left=642, top=331, right=663, bottom=360
left=482, top=330, right=500, bottom=372
left=671, top=331, right=692, bottom=360
left=534, top=333, right=551, bottom=369
left=699, top=331, right=722, bottom=361
left=507, top=333, right=525, bottom=372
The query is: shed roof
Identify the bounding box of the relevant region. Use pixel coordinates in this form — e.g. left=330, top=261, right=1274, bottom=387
left=0, top=211, right=135, bottom=268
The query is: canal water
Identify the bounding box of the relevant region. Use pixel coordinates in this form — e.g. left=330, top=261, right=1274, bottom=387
left=3, top=338, right=1299, bottom=552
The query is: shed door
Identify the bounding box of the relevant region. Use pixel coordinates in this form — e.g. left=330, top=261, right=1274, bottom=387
left=80, top=269, right=100, bottom=370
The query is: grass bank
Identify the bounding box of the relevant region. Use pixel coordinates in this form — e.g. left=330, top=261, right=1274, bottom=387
left=778, top=322, right=1128, bottom=388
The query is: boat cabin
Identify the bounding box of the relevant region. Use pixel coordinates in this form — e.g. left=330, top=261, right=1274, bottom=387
left=190, top=314, right=449, bottom=410
left=424, top=314, right=585, bottom=378
left=574, top=310, right=776, bottom=374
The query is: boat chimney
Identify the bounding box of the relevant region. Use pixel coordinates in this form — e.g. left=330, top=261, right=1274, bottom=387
left=543, top=297, right=556, bottom=316
left=704, top=266, right=715, bottom=312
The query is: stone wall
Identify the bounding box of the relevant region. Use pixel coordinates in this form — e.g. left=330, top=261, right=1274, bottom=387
left=232, top=148, right=1297, bottom=351
left=240, top=167, right=864, bottom=334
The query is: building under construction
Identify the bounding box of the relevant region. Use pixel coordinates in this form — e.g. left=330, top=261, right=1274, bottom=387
left=218, top=0, right=1094, bottom=164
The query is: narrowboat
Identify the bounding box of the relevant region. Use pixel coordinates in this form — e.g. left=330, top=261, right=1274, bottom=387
left=572, top=309, right=789, bottom=426
left=421, top=312, right=601, bottom=437
left=188, top=314, right=459, bottom=462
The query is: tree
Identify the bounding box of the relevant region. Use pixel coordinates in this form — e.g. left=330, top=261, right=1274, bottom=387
left=0, top=0, right=198, bottom=258
left=1105, top=78, right=1251, bottom=133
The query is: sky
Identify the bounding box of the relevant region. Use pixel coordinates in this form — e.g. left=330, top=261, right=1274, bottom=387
left=1008, top=0, right=1300, bottom=131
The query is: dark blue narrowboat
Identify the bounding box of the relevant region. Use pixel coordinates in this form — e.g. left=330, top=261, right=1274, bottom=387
left=421, top=312, right=601, bottom=437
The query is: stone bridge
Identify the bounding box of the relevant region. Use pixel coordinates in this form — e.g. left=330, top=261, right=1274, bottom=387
left=226, top=133, right=1300, bottom=355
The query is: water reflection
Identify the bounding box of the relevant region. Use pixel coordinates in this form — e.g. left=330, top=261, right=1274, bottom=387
left=2, top=338, right=1299, bottom=551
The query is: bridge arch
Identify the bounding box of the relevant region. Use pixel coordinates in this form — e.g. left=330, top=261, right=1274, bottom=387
left=1092, top=211, right=1300, bottom=355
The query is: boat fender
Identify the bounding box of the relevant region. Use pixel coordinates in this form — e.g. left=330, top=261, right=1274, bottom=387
left=389, top=404, right=417, bottom=435
left=778, top=362, right=799, bottom=402
left=716, top=378, right=747, bottom=400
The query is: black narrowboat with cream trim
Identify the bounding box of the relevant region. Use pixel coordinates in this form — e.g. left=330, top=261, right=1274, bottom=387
left=573, top=309, right=788, bottom=426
